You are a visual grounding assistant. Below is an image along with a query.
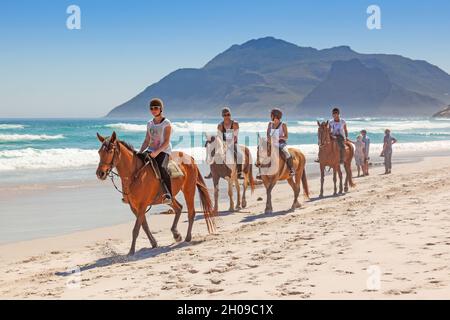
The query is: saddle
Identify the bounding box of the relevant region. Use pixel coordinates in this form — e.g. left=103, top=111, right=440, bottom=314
left=137, top=152, right=184, bottom=179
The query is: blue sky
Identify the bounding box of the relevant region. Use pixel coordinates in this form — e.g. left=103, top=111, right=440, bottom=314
left=1, top=0, right=449, bottom=117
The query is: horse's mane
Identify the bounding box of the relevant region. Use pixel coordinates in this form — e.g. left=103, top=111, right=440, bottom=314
left=118, top=140, right=137, bottom=154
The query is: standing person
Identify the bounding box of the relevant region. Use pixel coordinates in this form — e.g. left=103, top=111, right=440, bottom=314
left=139, top=98, right=173, bottom=204
left=204, top=107, right=242, bottom=179
left=267, top=108, right=295, bottom=176
left=353, top=135, right=366, bottom=177
left=361, top=129, right=370, bottom=176
left=329, top=107, right=348, bottom=164
left=380, top=129, right=397, bottom=174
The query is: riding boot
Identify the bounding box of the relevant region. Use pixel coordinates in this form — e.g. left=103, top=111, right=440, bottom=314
left=339, top=148, right=345, bottom=164
left=286, top=157, right=295, bottom=176
left=204, top=172, right=212, bottom=179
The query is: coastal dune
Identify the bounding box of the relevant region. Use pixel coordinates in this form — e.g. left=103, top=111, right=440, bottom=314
left=1, top=155, right=450, bottom=299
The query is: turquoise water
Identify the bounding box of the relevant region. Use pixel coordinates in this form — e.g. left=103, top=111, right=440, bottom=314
left=1, top=117, right=450, bottom=176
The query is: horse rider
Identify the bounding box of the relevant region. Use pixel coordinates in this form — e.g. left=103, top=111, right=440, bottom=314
left=267, top=108, right=295, bottom=177
left=138, top=98, right=173, bottom=204
left=205, top=107, right=242, bottom=179
left=329, top=107, right=348, bottom=164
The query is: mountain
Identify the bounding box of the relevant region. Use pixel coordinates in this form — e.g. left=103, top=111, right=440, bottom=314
left=433, top=105, right=450, bottom=118
left=106, top=37, right=450, bottom=119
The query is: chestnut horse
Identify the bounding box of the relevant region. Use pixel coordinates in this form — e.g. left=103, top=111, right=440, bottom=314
left=317, top=121, right=355, bottom=197
left=96, top=132, right=216, bottom=255
left=256, top=135, right=310, bottom=214
left=204, top=134, right=255, bottom=213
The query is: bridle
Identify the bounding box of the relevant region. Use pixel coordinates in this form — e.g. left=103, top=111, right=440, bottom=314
left=98, top=140, right=120, bottom=176
left=318, top=123, right=331, bottom=147
left=256, top=137, right=272, bottom=168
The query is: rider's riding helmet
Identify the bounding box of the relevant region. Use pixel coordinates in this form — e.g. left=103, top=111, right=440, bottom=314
left=332, top=107, right=340, bottom=114
left=149, top=98, right=164, bottom=112
left=270, top=108, right=283, bottom=120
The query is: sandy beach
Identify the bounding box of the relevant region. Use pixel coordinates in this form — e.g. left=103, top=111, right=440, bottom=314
left=1, top=153, right=450, bottom=299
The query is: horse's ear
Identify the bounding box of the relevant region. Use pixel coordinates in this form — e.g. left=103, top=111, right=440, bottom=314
left=326, top=120, right=329, bottom=125
left=97, top=132, right=105, bottom=143
left=110, top=131, right=117, bottom=143
left=317, top=121, right=321, bottom=127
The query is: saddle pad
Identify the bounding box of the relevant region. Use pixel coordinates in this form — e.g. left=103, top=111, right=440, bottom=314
left=168, top=160, right=184, bottom=178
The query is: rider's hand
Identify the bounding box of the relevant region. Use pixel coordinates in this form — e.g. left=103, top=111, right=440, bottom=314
left=150, top=151, right=159, bottom=158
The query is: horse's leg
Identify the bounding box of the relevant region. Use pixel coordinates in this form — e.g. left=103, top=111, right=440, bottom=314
left=129, top=213, right=144, bottom=256
left=242, top=172, right=247, bottom=209
left=344, top=163, right=350, bottom=192
left=183, top=188, right=196, bottom=243
left=142, top=216, right=158, bottom=248
left=234, top=173, right=241, bottom=210
left=287, top=177, right=301, bottom=210
left=227, top=178, right=235, bottom=212
left=332, top=168, right=338, bottom=195
left=213, top=176, right=219, bottom=214
left=265, top=181, right=275, bottom=214
left=319, top=164, right=325, bottom=198
left=170, top=198, right=183, bottom=242
left=337, top=166, right=343, bottom=194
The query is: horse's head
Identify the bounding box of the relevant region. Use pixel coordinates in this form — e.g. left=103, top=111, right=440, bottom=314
left=317, top=120, right=330, bottom=146
left=256, top=133, right=272, bottom=167
left=204, top=133, right=225, bottom=164
left=96, top=131, right=119, bottom=180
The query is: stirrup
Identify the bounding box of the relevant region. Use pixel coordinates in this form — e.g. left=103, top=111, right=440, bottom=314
left=204, top=172, right=212, bottom=179
left=162, top=194, right=172, bottom=205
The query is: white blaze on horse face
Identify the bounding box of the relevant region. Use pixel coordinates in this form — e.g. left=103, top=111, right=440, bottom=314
left=258, top=137, right=279, bottom=176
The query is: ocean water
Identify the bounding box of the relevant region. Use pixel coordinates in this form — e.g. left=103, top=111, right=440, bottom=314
left=1, top=117, right=450, bottom=184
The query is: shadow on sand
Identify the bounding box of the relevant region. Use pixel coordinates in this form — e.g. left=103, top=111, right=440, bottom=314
left=55, top=240, right=203, bottom=277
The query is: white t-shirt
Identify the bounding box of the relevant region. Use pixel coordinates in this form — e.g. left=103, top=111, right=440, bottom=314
left=329, top=119, right=346, bottom=137
left=146, top=118, right=172, bottom=154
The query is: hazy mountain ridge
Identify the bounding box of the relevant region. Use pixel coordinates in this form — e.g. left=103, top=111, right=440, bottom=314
left=106, top=37, right=450, bottom=119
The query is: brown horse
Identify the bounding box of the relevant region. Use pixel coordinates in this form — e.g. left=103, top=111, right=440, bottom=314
left=317, top=121, right=355, bottom=197
left=256, top=135, right=310, bottom=214
left=204, top=134, right=255, bottom=213
left=96, top=131, right=216, bottom=255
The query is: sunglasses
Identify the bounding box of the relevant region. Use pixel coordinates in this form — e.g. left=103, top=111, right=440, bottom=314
left=150, top=106, right=161, bottom=111
left=223, top=113, right=231, bottom=117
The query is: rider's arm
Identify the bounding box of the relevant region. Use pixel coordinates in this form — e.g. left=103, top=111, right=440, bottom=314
left=233, top=122, right=239, bottom=144
left=266, top=123, right=271, bottom=139
left=281, top=123, right=288, bottom=141
left=153, top=125, right=172, bottom=156
left=344, top=123, right=349, bottom=140
left=139, top=130, right=151, bottom=153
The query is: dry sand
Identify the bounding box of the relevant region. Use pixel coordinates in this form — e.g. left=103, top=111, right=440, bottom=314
left=1, top=155, right=450, bottom=299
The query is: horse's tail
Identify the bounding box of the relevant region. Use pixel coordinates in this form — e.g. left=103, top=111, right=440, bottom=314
left=301, top=168, right=310, bottom=199
left=195, top=165, right=216, bottom=234
left=244, top=146, right=255, bottom=193
left=346, top=142, right=356, bottom=188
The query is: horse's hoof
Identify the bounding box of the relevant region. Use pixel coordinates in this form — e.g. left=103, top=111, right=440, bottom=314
left=151, top=242, right=158, bottom=249
left=127, top=250, right=135, bottom=257
left=319, top=194, right=324, bottom=199
left=185, top=236, right=192, bottom=243
left=333, top=192, right=338, bottom=196
left=344, top=188, right=349, bottom=193
left=228, top=208, right=235, bottom=213
left=173, top=234, right=182, bottom=242
left=235, top=206, right=242, bottom=211
left=265, top=209, right=273, bottom=214
left=242, top=201, right=247, bottom=208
